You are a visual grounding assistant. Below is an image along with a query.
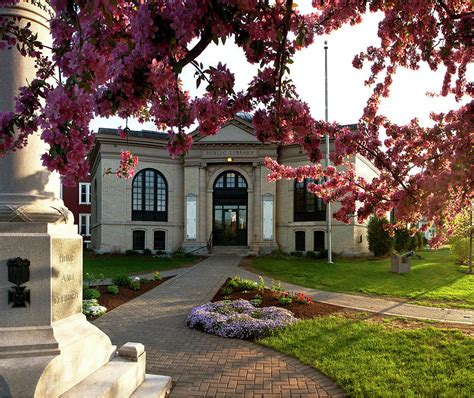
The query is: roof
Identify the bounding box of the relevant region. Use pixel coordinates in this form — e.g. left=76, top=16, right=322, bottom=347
left=97, top=127, right=168, bottom=141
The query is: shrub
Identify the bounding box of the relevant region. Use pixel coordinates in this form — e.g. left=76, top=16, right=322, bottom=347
left=154, top=250, right=166, bottom=256
left=278, top=295, right=293, bottom=305
left=129, top=277, right=141, bottom=291
left=394, top=228, right=411, bottom=253
left=227, top=276, right=258, bottom=291
left=257, top=276, right=266, bottom=292
left=143, top=248, right=152, bottom=256
left=125, top=250, right=137, bottom=256
left=84, top=272, right=105, bottom=288
left=186, top=299, right=297, bottom=339
left=250, top=294, right=262, bottom=306
left=172, top=249, right=187, bottom=258
left=416, top=232, right=424, bottom=250
left=152, top=271, right=162, bottom=281
left=367, top=216, right=394, bottom=256
left=107, top=285, right=119, bottom=295
left=270, top=248, right=286, bottom=257
left=112, top=275, right=131, bottom=286
left=140, top=277, right=149, bottom=284
left=290, top=251, right=303, bottom=257
left=271, top=280, right=284, bottom=293
left=83, top=288, right=100, bottom=300
left=449, top=237, right=470, bottom=265
left=221, top=286, right=233, bottom=296
left=408, top=235, right=418, bottom=251
left=316, top=249, right=337, bottom=260
left=83, top=299, right=107, bottom=317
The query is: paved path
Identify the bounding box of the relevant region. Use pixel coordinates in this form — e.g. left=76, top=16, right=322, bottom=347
left=94, top=256, right=344, bottom=397
left=236, top=269, right=474, bottom=325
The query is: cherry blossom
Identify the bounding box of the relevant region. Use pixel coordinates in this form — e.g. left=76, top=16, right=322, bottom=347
left=0, top=0, right=471, bottom=242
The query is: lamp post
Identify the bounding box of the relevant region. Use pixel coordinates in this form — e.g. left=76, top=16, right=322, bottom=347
left=324, top=40, right=333, bottom=264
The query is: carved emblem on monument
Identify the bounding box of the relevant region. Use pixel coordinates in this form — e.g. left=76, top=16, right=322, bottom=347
left=7, top=257, right=31, bottom=308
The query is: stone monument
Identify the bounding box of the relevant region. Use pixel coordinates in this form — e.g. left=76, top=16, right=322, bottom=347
left=0, top=2, right=170, bottom=396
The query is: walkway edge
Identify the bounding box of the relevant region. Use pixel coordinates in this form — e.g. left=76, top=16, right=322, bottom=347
left=237, top=268, right=474, bottom=325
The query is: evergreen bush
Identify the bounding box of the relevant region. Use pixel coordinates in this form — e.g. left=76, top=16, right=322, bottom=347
left=367, top=216, right=394, bottom=256
left=83, top=287, right=101, bottom=300
left=395, top=228, right=411, bottom=253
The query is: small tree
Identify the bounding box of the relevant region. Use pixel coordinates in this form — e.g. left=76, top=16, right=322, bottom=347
left=367, top=216, right=394, bottom=257
left=449, top=209, right=472, bottom=267
left=416, top=232, right=424, bottom=250
left=395, top=228, right=411, bottom=253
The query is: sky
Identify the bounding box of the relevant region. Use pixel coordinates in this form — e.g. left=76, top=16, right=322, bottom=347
left=89, top=9, right=472, bottom=134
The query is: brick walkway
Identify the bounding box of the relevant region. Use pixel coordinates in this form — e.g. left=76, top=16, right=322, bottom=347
left=93, top=256, right=344, bottom=397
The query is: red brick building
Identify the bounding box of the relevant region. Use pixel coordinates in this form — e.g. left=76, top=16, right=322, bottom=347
left=61, top=176, right=92, bottom=246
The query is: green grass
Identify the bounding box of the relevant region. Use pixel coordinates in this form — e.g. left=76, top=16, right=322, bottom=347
left=248, top=249, right=474, bottom=308
left=259, top=316, right=474, bottom=397
left=83, top=254, right=200, bottom=278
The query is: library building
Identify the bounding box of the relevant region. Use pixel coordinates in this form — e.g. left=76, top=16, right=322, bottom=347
left=89, top=114, right=379, bottom=256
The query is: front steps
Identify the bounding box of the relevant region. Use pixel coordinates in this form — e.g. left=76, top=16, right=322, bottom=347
left=60, top=343, right=171, bottom=398
left=210, top=246, right=252, bottom=256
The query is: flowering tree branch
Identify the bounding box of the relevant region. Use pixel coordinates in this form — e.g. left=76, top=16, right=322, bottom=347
left=0, top=0, right=472, bottom=243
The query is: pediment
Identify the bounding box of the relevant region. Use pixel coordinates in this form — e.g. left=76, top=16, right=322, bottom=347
left=194, top=120, right=259, bottom=144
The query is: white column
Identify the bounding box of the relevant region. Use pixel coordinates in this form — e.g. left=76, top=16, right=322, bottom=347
left=252, top=163, right=262, bottom=248
left=198, top=165, right=207, bottom=243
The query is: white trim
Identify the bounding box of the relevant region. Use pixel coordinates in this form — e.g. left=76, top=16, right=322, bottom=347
left=79, top=182, right=91, bottom=205
left=79, top=213, right=91, bottom=236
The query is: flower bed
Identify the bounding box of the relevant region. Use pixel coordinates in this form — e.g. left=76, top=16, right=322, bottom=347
left=212, top=277, right=345, bottom=319
left=186, top=299, right=297, bottom=339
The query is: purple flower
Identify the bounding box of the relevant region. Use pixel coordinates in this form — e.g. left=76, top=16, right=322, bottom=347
left=186, top=299, right=297, bottom=339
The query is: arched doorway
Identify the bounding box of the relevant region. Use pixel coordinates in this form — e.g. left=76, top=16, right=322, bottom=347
left=213, top=171, right=248, bottom=246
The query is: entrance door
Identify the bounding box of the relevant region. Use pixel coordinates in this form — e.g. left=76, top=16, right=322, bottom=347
left=213, top=204, right=247, bottom=245
left=212, top=171, right=248, bottom=246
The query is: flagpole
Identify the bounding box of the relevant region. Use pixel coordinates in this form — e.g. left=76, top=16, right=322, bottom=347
left=324, top=40, right=333, bottom=264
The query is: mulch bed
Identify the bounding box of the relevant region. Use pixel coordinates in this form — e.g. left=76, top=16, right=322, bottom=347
left=212, top=279, right=473, bottom=336
left=88, top=276, right=173, bottom=320
left=212, top=278, right=345, bottom=319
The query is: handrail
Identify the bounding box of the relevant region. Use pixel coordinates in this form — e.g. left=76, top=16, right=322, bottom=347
left=185, top=230, right=214, bottom=255
left=206, top=230, right=214, bottom=254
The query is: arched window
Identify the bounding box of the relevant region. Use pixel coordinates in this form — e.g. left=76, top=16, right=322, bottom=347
left=294, top=178, right=326, bottom=222
left=132, top=169, right=167, bottom=221
left=214, top=171, right=247, bottom=189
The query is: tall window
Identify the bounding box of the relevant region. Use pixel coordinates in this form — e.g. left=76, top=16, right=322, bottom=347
left=295, top=231, right=305, bottom=251
left=132, top=169, right=168, bottom=221
left=314, top=230, right=325, bottom=251
left=133, top=230, right=145, bottom=250
left=79, top=214, right=91, bottom=236
left=294, top=178, right=326, bottom=222
left=79, top=182, right=91, bottom=204
left=154, top=230, right=166, bottom=251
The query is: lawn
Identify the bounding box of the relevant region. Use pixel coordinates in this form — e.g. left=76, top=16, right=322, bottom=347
left=83, top=254, right=200, bottom=278
left=259, top=316, right=474, bottom=397
left=247, top=249, right=474, bottom=308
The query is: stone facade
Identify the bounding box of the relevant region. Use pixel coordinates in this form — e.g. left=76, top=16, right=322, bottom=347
left=89, top=116, right=379, bottom=256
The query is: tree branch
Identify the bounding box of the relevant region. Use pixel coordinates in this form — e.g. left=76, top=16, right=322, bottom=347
left=177, top=29, right=213, bottom=70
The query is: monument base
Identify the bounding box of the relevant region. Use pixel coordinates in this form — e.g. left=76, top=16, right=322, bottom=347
left=0, top=223, right=170, bottom=397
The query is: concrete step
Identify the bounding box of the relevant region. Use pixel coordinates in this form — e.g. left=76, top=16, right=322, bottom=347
left=212, top=246, right=250, bottom=256
left=60, top=342, right=171, bottom=398
left=210, top=246, right=250, bottom=256
left=131, top=375, right=172, bottom=398
left=60, top=354, right=145, bottom=398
